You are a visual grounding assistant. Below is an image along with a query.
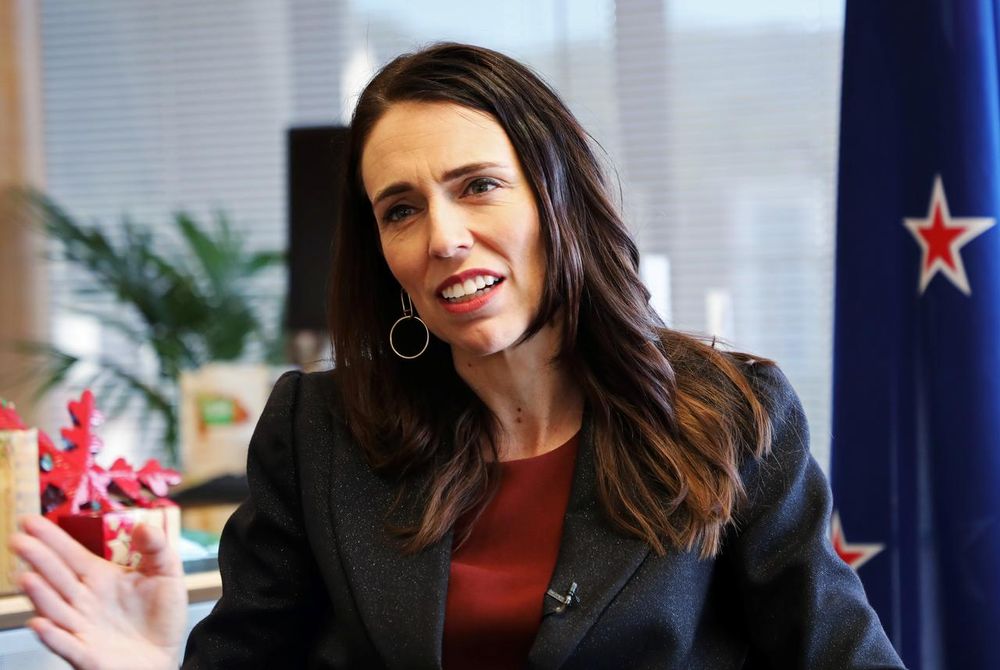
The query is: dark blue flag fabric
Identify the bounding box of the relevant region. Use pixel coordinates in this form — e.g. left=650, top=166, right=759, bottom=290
left=832, top=1, right=1000, bottom=668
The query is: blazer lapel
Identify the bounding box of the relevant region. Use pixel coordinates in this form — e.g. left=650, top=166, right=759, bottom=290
left=328, top=420, right=450, bottom=670
left=528, top=419, right=652, bottom=670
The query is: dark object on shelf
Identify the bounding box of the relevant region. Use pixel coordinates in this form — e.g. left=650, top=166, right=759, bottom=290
left=286, top=126, right=349, bottom=332
left=170, top=474, right=249, bottom=506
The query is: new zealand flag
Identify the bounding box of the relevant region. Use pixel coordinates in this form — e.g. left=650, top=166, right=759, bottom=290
left=832, top=1, right=1000, bottom=668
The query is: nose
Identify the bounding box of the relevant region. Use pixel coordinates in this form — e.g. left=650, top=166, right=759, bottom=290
left=426, top=199, right=473, bottom=259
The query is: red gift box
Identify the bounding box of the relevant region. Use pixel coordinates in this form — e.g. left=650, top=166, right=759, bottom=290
left=58, top=503, right=181, bottom=567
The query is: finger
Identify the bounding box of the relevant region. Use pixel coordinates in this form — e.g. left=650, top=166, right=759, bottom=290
left=131, top=523, right=183, bottom=577
left=10, top=532, right=88, bottom=606
left=18, top=571, right=88, bottom=633
left=27, top=616, right=94, bottom=670
left=19, top=515, right=102, bottom=575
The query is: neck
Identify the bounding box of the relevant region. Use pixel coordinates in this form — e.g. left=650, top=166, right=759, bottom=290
left=452, top=323, right=584, bottom=461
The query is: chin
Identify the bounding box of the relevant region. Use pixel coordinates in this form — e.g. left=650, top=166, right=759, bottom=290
left=446, top=328, right=524, bottom=359
left=453, top=339, right=514, bottom=359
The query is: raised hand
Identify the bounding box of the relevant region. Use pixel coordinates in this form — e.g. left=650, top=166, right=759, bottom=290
left=10, top=515, right=188, bottom=670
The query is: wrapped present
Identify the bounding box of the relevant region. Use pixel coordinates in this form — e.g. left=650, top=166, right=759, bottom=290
left=40, top=390, right=183, bottom=565
left=0, top=400, right=41, bottom=594
left=58, top=503, right=181, bottom=567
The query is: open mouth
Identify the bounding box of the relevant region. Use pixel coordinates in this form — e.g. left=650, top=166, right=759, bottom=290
left=440, top=275, right=505, bottom=303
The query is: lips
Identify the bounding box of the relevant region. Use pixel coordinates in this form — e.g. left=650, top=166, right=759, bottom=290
left=438, top=277, right=505, bottom=314
left=431, top=268, right=507, bottom=315
left=435, top=268, right=505, bottom=299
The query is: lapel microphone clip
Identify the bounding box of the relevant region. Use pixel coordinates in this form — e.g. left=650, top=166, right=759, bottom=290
left=546, top=581, right=580, bottom=614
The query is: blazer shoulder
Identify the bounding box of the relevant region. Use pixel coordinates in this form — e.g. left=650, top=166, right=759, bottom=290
left=262, top=368, right=351, bottom=457
left=663, top=333, right=799, bottom=436
left=728, top=358, right=813, bottom=522
left=266, top=367, right=345, bottom=414
left=293, top=367, right=344, bottom=411
left=739, top=359, right=806, bottom=434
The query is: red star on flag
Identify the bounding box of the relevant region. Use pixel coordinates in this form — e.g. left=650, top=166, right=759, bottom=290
left=830, top=511, right=884, bottom=571
left=903, top=175, right=994, bottom=295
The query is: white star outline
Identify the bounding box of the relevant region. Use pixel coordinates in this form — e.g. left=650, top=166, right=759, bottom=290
left=903, top=175, right=995, bottom=296
left=830, top=510, right=884, bottom=571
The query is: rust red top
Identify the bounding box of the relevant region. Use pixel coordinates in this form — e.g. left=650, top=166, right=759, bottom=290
left=442, top=432, right=580, bottom=669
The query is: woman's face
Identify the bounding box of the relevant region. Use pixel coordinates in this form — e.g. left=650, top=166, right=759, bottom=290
left=361, top=101, right=546, bottom=358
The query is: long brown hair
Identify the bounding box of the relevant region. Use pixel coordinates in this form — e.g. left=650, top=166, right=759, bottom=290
left=328, top=43, right=773, bottom=558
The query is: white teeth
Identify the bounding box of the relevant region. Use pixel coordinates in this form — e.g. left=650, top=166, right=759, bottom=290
left=440, top=274, right=502, bottom=300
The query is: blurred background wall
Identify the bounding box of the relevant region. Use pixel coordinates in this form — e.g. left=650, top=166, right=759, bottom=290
left=0, top=0, right=48, bottom=427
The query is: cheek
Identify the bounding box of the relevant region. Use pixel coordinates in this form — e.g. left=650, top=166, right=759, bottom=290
left=379, top=234, right=420, bottom=287
left=382, top=249, right=442, bottom=321
left=518, top=220, right=546, bottom=284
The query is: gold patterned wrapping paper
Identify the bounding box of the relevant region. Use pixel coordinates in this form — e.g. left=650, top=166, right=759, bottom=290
left=0, top=429, right=40, bottom=594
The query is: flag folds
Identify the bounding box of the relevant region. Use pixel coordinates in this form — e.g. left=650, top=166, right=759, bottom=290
left=833, top=1, right=1000, bottom=668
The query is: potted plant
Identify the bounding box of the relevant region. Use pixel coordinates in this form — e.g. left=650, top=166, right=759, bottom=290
left=13, top=192, right=285, bottom=466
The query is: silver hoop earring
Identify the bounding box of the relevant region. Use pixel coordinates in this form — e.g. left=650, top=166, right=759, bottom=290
left=389, top=290, right=430, bottom=359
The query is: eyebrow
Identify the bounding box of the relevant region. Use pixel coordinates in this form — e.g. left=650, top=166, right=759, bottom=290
left=370, top=161, right=510, bottom=206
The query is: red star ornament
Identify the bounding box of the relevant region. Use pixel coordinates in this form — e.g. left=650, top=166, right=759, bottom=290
left=830, top=510, right=884, bottom=571
left=903, top=175, right=995, bottom=295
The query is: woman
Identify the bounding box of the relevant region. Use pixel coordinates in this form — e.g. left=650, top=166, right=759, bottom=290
left=12, top=43, right=904, bottom=669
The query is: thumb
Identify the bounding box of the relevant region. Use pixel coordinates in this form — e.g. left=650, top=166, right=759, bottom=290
left=130, top=522, right=183, bottom=577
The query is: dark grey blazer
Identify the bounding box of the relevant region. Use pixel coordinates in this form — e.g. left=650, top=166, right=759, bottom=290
left=182, top=365, right=905, bottom=669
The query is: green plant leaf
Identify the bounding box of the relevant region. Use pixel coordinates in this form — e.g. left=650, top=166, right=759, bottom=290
left=8, top=341, right=81, bottom=401
left=10, top=188, right=285, bottom=463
